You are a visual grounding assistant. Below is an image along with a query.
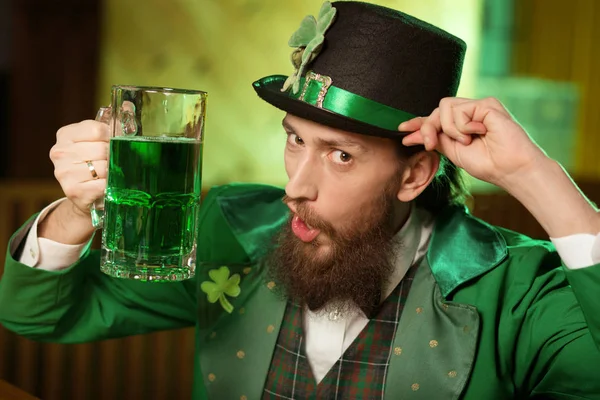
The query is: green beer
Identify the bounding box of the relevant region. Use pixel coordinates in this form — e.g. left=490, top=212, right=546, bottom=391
left=101, top=136, right=203, bottom=281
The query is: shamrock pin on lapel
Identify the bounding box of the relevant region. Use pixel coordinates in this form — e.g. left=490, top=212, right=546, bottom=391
left=200, top=266, right=241, bottom=314
left=281, top=1, right=337, bottom=94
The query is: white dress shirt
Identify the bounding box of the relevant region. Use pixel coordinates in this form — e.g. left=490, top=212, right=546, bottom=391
left=17, top=199, right=600, bottom=383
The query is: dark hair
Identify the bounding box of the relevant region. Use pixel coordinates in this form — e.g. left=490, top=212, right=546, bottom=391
left=396, top=143, right=470, bottom=215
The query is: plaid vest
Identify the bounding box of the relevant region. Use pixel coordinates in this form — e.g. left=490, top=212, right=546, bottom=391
left=262, top=266, right=417, bottom=399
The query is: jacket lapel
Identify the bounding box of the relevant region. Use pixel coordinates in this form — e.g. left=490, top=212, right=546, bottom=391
left=197, top=272, right=287, bottom=400
left=197, top=185, right=289, bottom=400
left=384, top=206, right=507, bottom=399
left=384, top=259, right=480, bottom=400
left=427, top=205, right=508, bottom=297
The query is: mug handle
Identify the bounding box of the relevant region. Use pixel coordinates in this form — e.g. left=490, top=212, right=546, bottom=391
left=90, top=106, right=112, bottom=229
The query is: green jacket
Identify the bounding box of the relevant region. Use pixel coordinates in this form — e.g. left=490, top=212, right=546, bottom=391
left=1, top=183, right=599, bottom=399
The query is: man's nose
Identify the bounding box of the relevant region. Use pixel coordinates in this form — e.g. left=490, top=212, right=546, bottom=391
left=285, top=156, right=318, bottom=202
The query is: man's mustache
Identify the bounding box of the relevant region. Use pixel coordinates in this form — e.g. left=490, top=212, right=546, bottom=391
left=282, top=195, right=336, bottom=237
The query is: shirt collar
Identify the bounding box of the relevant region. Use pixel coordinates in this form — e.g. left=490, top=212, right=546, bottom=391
left=381, top=206, right=434, bottom=301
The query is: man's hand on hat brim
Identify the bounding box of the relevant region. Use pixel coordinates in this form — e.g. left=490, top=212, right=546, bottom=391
left=398, top=96, right=600, bottom=238
left=397, top=96, right=547, bottom=192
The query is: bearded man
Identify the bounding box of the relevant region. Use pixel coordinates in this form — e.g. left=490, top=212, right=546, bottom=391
left=1, top=2, right=599, bottom=399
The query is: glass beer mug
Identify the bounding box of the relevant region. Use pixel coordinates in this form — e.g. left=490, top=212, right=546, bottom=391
left=92, top=85, right=207, bottom=282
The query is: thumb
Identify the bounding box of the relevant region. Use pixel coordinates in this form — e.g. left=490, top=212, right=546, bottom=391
left=95, top=106, right=112, bottom=124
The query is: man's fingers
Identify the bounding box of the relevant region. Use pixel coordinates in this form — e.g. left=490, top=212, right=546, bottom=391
left=440, top=104, right=472, bottom=145
left=400, top=97, right=499, bottom=151
left=54, top=159, right=108, bottom=185
left=62, top=179, right=107, bottom=209
left=435, top=130, right=460, bottom=160
left=419, top=108, right=441, bottom=151
left=73, top=121, right=110, bottom=143
left=57, top=120, right=110, bottom=144
left=76, top=160, right=108, bottom=183
left=121, top=100, right=135, bottom=113
left=450, top=101, right=487, bottom=135
left=452, top=98, right=507, bottom=132
left=401, top=131, right=425, bottom=146
left=463, top=121, right=487, bottom=134
left=118, top=101, right=137, bottom=136
left=96, top=106, right=112, bottom=125
left=398, top=117, right=424, bottom=132
left=71, top=142, right=110, bottom=162
left=439, top=98, right=476, bottom=144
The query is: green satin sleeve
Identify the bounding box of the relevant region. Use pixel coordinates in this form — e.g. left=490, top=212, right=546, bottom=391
left=0, top=183, right=289, bottom=344
left=563, top=263, right=600, bottom=349
left=0, top=224, right=197, bottom=343
left=510, top=249, right=600, bottom=398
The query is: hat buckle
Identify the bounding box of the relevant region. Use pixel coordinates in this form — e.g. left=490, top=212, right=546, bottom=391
left=298, top=71, right=333, bottom=108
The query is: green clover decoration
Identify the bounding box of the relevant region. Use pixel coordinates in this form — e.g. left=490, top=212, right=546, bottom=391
left=200, top=266, right=241, bottom=314
left=281, top=1, right=337, bottom=94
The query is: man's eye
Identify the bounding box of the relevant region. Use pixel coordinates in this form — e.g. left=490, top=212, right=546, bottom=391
left=330, top=150, right=352, bottom=164
left=287, top=133, right=304, bottom=145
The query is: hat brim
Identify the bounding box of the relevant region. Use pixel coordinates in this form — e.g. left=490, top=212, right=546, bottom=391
left=252, top=75, right=410, bottom=139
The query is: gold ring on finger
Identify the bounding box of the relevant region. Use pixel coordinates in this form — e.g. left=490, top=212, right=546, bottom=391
left=85, top=160, right=99, bottom=180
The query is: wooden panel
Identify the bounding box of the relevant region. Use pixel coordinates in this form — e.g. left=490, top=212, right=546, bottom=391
left=0, top=379, right=38, bottom=400
left=96, top=339, right=121, bottom=400
left=40, top=344, right=65, bottom=400
left=14, top=338, right=40, bottom=396
left=70, top=344, right=93, bottom=400
left=8, top=0, right=101, bottom=180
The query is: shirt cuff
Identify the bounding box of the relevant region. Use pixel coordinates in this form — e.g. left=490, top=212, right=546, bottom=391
left=550, top=232, right=600, bottom=270
left=19, top=198, right=91, bottom=271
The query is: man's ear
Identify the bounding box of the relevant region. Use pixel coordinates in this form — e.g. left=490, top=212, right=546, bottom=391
left=396, top=151, right=440, bottom=202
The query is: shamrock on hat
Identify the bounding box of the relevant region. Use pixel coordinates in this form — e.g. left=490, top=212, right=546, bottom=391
left=281, top=1, right=337, bottom=94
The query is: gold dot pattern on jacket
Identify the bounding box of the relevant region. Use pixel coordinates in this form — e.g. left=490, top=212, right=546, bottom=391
left=411, top=383, right=420, bottom=391
left=267, top=281, right=276, bottom=290
left=429, top=340, right=438, bottom=348
left=416, top=307, right=423, bottom=314
left=208, top=373, right=216, bottom=382
left=267, top=325, right=275, bottom=333
left=394, top=347, right=402, bottom=356
left=243, top=267, right=252, bottom=275
left=448, top=370, right=457, bottom=378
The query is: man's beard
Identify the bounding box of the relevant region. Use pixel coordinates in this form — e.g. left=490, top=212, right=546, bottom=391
left=265, top=186, right=400, bottom=317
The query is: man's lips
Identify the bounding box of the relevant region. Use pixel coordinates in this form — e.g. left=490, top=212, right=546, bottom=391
left=291, top=214, right=321, bottom=243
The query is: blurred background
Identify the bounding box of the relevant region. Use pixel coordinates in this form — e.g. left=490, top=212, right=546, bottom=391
left=0, top=0, right=599, bottom=399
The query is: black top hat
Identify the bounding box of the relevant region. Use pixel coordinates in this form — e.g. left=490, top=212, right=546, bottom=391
left=253, top=1, right=466, bottom=139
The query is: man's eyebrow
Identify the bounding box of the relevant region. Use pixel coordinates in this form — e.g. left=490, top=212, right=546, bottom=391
left=316, top=137, right=368, bottom=153
left=281, top=118, right=368, bottom=153
left=282, top=118, right=294, bottom=132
